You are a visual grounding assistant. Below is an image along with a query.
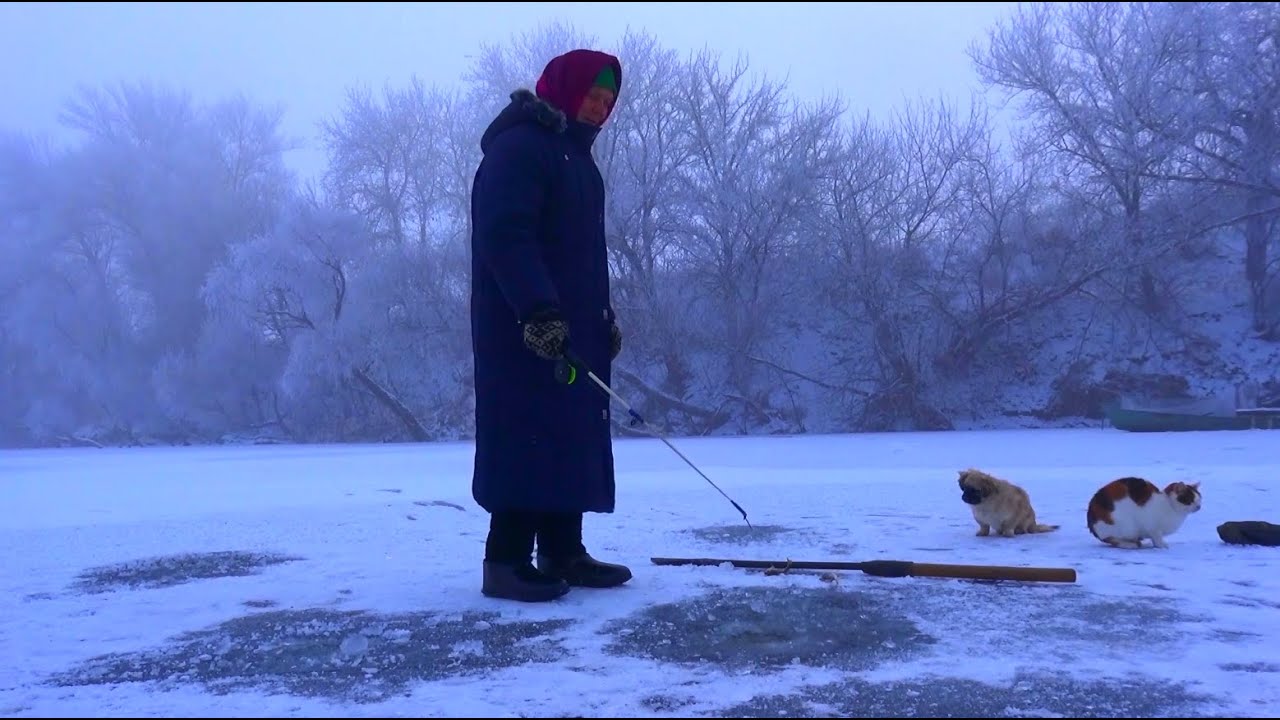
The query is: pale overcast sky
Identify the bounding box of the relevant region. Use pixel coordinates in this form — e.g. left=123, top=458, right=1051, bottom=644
left=1, top=1, right=1020, bottom=181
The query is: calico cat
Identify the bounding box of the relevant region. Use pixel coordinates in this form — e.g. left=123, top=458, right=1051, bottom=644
left=1086, top=476, right=1201, bottom=549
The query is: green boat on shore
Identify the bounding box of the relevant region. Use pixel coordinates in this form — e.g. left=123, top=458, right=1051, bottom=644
left=1104, top=398, right=1280, bottom=432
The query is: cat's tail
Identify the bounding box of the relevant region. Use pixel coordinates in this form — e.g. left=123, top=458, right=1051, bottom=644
left=1030, top=523, right=1060, bottom=533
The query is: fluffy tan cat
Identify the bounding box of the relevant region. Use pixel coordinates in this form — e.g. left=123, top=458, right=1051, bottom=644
left=958, top=468, right=1059, bottom=537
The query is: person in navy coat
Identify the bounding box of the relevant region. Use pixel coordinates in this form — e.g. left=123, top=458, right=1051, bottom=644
left=469, top=48, right=632, bottom=601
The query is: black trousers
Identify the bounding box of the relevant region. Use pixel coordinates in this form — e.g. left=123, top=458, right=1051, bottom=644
left=485, top=510, right=587, bottom=564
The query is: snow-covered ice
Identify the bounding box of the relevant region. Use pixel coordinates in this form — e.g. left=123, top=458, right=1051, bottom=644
left=2, top=427, right=1278, bottom=717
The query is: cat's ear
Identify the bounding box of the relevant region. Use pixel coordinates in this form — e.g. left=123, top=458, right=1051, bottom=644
left=1190, top=481, right=1200, bottom=489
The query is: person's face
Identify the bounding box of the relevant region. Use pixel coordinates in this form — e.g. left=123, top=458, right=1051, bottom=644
left=577, top=85, right=616, bottom=126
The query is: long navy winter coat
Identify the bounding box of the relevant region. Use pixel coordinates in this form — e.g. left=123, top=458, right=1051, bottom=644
left=469, top=51, right=623, bottom=515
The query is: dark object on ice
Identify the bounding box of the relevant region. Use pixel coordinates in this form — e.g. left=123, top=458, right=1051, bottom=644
left=651, top=556, right=1078, bottom=584
left=1217, top=521, right=1280, bottom=547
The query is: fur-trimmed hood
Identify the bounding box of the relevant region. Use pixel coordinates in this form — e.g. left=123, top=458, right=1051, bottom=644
left=479, top=89, right=567, bottom=155
left=480, top=88, right=612, bottom=155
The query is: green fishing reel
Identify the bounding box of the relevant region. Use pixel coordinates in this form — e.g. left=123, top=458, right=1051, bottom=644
left=554, top=356, right=577, bottom=385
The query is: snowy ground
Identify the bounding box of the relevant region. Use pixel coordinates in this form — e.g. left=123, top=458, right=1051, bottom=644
left=2, top=427, right=1279, bottom=718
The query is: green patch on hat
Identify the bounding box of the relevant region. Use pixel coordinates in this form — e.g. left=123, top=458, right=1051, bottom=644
left=594, top=65, right=617, bottom=93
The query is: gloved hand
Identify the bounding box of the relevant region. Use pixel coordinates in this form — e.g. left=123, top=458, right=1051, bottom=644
left=610, top=322, right=622, bottom=360
left=522, top=307, right=568, bottom=360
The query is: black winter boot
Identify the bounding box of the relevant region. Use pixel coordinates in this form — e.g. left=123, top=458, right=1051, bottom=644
left=482, top=511, right=571, bottom=602
left=536, top=552, right=632, bottom=588
left=535, top=512, right=633, bottom=588
left=482, top=561, right=570, bottom=602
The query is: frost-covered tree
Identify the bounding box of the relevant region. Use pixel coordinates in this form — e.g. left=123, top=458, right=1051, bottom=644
left=971, top=2, right=1196, bottom=316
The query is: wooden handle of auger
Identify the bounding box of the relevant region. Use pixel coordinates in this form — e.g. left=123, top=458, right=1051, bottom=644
left=905, top=561, right=1077, bottom=583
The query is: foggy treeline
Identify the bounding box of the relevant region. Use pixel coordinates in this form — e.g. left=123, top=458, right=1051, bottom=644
left=2, top=2, right=1278, bottom=448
